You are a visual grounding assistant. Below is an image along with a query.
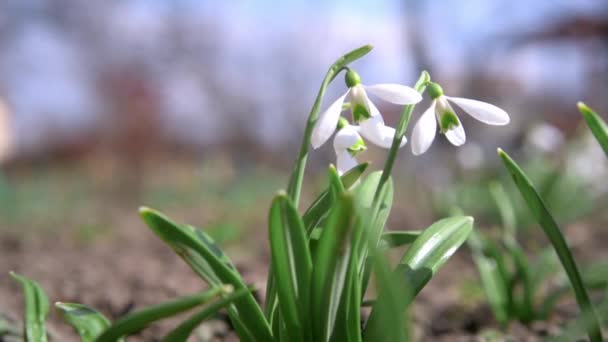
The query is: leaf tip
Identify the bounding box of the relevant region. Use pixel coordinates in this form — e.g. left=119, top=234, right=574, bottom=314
left=577, top=101, right=587, bottom=112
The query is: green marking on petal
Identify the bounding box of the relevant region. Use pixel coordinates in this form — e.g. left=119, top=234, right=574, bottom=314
left=352, top=103, right=370, bottom=123
left=440, top=111, right=460, bottom=133
left=347, top=136, right=367, bottom=156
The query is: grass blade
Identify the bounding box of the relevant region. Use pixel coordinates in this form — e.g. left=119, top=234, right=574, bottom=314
left=310, top=193, right=356, bottom=341
left=55, top=303, right=113, bottom=342
left=161, top=287, right=252, bottom=342
left=578, top=102, right=608, bottom=156
left=95, top=286, right=229, bottom=342
left=268, top=192, right=312, bottom=341
left=498, top=148, right=603, bottom=342
left=10, top=272, right=49, bottom=342
left=139, top=207, right=271, bottom=341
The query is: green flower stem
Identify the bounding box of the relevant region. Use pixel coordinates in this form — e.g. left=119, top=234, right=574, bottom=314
left=373, top=71, right=430, bottom=201
left=286, top=44, right=373, bottom=208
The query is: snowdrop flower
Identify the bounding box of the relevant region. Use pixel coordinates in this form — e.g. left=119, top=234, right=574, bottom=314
left=411, top=82, right=510, bottom=155
left=311, top=69, right=422, bottom=150
left=333, top=118, right=367, bottom=175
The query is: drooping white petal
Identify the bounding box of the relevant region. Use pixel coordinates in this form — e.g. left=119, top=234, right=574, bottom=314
left=359, top=111, right=406, bottom=149
left=333, top=125, right=361, bottom=152
left=336, top=150, right=358, bottom=176
left=447, top=96, right=510, bottom=125
left=411, top=101, right=437, bottom=155
left=444, top=115, right=466, bottom=146
left=364, top=83, right=422, bottom=105
left=311, top=90, right=349, bottom=149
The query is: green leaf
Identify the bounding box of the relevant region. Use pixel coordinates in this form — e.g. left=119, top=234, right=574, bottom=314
left=268, top=192, right=312, bottom=341
left=467, top=231, right=510, bottom=325
left=310, top=193, right=356, bottom=342
left=330, top=218, right=364, bottom=342
left=161, top=287, right=252, bottom=342
left=362, top=244, right=409, bottom=342
left=379, top=230, right=421, bottom=249
left=96, top=286, right=229, bottom=342
left=579, top=102, right=608, bottom=157
left=302, top=162, right=368, bottom=234
left=55, top=303, right=113, bottom=342
left=10, top=272, right=49, bottom=342
left=365, top=216, right=473, bottom=337
left=264, top=163, right=369, bottom=327
left=328, top=164, right=346, bottom=195
left=508, top=244, right=535, bottom=323
left=139, top=207, right=271, bottom=341
left=396, top=215, right=473, bottom=297
left=354, top=172, right=394, bottom=294
left=498, top=148, right=603, bottom=342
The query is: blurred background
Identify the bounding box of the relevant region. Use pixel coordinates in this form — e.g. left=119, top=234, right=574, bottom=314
left=0, top=0, right=607, bottom=339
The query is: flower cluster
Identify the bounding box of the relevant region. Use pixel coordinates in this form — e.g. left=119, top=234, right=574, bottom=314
left=311, top=70, right=510, bottom=174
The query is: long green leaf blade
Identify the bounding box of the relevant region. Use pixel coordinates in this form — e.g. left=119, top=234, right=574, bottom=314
left=139, top=207, right=271, bottom=341
left=268, top=192, right=312, bottom=341
left=467, top=232, right=510, bottom=325
left=498, top=148, right=603, bottom=342
left=302, top=162, right=368, bottom=234
left=161, top=287, right=252, bottom=342
left=311, top=194, right=355, bottom=342
left=362, top=248, right=409, bottom=342
left=365, top=216, right=473, bottom=338
left=55, top=303, right=113, bottom=342
left=578, top=102, right=608, bottom=156
left=10, top=272, right=49, bottom=342
left=354, top=172, right=394, bottom=294
left=95, top=286, right=229, bottom=342
left=399, top=216, right=473, bottom=296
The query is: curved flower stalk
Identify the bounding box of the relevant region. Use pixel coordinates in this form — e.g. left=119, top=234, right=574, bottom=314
left=311, top=69, right=422, bottom=150
left=411, top=82, right=510, bottom=155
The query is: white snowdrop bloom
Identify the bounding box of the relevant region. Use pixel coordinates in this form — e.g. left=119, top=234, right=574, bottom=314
left=333, top=119, right=367, bottom=175
left=311, top=69, right=422, bottom=149
left=411, top=82, right=510, bottom=155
